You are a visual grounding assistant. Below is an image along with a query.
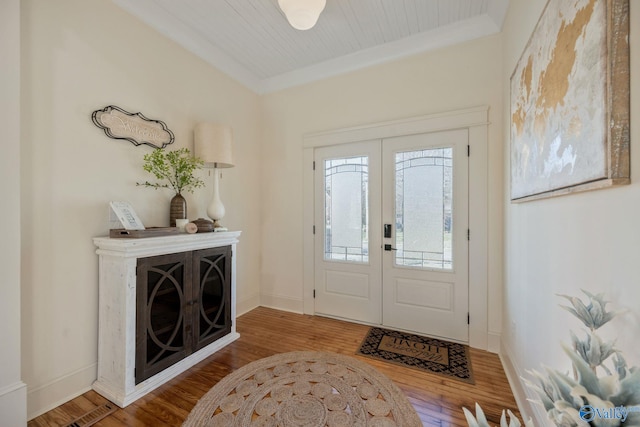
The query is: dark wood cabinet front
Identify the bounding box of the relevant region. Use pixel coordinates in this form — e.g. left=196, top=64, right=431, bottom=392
left=135, top=246, right=231, bottom=384
left=193, top=246, right=232, bottom=351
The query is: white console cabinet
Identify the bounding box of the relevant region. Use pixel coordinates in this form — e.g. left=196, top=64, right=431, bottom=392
left=92, top=231, right=241, bottom=407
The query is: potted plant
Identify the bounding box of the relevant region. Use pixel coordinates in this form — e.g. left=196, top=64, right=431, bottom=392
left=137, top=147, right=204, bottom=226
left=463, top=290, right=639, bottom=426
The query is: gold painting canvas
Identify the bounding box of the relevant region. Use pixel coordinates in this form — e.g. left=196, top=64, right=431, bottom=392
left=510, top=0, right=629, bottom=201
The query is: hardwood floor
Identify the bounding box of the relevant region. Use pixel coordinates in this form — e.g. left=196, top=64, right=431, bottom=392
left=28, top=307, right=521, bottom=426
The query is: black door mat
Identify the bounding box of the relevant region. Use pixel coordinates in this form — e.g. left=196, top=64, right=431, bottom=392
left=357, top=327, right=474, bottom=384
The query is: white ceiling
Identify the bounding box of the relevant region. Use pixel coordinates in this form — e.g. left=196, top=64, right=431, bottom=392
left=112, top=0, right=510, bottom=94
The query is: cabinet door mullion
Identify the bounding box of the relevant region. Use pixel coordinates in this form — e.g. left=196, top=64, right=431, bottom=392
left=192, top=246, right=232, bottom=351
left=135, top=252, right=190, bottom=384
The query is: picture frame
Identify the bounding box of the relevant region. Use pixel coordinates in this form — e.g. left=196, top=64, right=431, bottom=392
left=510, top=0, right=630, bottom=202
left=109, top=201, right=145, bottom=230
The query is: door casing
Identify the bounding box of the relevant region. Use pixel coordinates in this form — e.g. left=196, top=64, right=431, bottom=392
left=302, top=106, right=494, bottom=350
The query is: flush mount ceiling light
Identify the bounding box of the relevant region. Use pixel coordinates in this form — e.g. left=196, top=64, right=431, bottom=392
left=278, top=0, right=326, bottom=30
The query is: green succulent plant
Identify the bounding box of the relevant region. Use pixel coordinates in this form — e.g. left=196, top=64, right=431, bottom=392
left=137, top=148, right=204, bottom=194
left=464, top=290, right=639, bottom=427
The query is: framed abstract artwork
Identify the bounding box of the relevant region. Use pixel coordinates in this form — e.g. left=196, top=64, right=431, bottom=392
left=510, top=0, right=629, bottom=202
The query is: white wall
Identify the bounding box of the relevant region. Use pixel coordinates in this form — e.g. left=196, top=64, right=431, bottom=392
left=260, top=35, right=505, bottom=341
left=0, top=0, right=28, bottom=425
left=501, top=0, right=640, bottom=423
left=20, top=0, right=262, bottom=418
left=25, top=0, right=640, bottom=422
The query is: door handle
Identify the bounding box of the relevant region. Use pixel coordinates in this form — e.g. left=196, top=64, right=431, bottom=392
left=384, top=244, right=397, bottom=251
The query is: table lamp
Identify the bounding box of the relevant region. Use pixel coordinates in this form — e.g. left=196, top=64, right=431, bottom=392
left=194, top=123, right=235, bottom=231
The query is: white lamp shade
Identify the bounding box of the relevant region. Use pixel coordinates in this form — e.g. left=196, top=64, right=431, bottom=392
left=194, top=123, right=234, bottom=168
left=278, top=0, right=326, bottom=30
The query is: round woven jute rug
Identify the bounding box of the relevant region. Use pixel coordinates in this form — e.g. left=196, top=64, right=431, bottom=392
left=182, top=351, right=422, bottom=427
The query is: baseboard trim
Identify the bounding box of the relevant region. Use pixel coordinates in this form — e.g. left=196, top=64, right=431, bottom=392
left=0, top=381, right=27, bottom=426
left=237, top=293, right=260, bottom=317
left=499, top=341, right=547, bottom=425
left=27, top=363, right=97, bottom=420
left=259, top=293, right=304, bottom=314
left=487, top=331, right=501, bottom=353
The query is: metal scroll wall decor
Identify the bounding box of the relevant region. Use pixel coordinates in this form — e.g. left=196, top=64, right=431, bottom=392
left=92, top=105, right=175, bottom=149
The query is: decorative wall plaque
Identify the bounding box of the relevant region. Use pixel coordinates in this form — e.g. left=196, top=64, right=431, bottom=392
left=92, top=105, right=175, bottom=149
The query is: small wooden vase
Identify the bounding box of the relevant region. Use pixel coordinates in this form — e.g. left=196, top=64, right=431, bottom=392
left=170, top=193, right=187, bottom=227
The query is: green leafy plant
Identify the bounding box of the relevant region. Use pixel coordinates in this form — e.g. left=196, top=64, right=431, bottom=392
left=464, top=290, right=639, bottom=427
left=137, top=148, right=204, bottom=194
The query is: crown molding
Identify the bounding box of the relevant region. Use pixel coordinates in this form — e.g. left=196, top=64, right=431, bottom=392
left=259, top=14, right=502, bottom=94
left=112, top=0, right=506, bottom=95
left=111, top=0, right=263, bottom=93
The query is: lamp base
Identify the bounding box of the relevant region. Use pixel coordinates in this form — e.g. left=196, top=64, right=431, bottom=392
left=208, top=168, right=228, bottom=232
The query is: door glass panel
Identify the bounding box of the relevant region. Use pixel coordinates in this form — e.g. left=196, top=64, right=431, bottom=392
left=395, top=148, right=453, bottom=270
left=324, top=156, right=369, bottom=263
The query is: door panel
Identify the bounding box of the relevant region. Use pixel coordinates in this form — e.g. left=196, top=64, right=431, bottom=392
left=324, top=270, right=371, bottom=298
left=394, top=278, right=452, bottom=310
left=314, top=141, right=382, bottom=324
left=382, top=129, right=469, bottom=341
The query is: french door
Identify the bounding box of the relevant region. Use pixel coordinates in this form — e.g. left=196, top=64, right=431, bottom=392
left=313, top=141, right=383, bottom=324
left=314, top=129, right=469, bottom=342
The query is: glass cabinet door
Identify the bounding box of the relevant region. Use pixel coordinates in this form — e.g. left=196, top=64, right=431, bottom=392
left=135, top=246, right=232, bottom=384
left=193, top=246, right=231, bottom=351
left=136, top=252, right=191, bottom=384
